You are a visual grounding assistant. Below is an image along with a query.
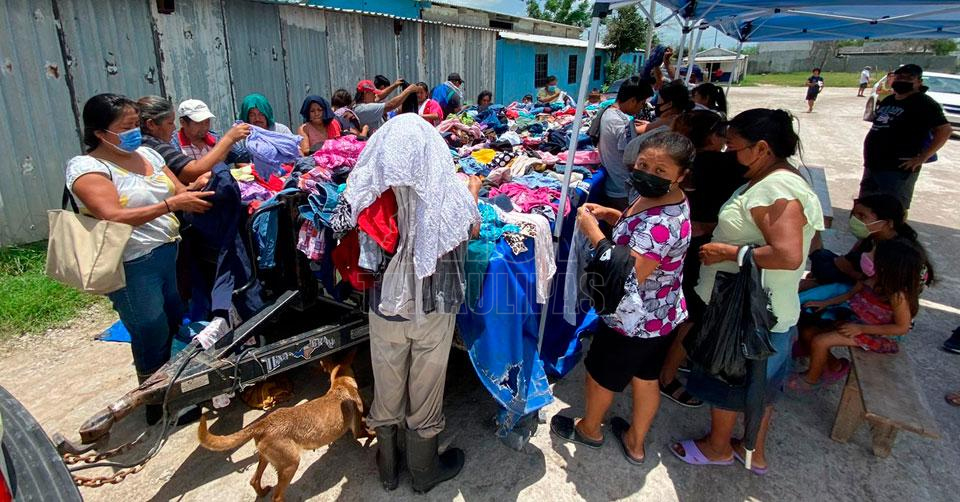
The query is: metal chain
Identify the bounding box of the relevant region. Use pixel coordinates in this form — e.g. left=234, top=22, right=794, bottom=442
left=62, top=436, right=144, bottom=465
left=72, top=464, right=145, bottom=488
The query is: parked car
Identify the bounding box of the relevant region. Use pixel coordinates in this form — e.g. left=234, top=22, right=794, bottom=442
left=866, top=71, right=960, bottom=132
left=0, top=386, right=80, bottom=501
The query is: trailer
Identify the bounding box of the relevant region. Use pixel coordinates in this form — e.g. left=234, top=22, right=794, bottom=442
left=54, top=191, right=372, bottom=487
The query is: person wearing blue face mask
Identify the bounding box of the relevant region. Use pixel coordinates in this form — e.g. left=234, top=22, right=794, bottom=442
left=66, top=93, right=215, bottom=425
left=138, top=96, right=250, bottom=184
left=537, top=75, right=562, bottom=105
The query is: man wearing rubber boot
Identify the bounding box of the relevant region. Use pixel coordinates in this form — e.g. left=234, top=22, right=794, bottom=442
left=341, top=114, right=481, bottom=492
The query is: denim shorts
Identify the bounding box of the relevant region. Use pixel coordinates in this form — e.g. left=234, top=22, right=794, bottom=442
left=685, top=326, right=797, bottom=411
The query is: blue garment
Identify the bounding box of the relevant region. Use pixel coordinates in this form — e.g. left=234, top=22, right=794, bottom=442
left=458, top=157, right=490, bottom=176
left=241, top=121, right=302, bottom=179
left=181, top=165, right=263, bottom=321
left=301, top=182, right=341, bottom=228
left=513, top=172, right=563, bottom=190
left=251, top=188, right=301, bottom=269
left=466, top=240, right=495, bottom=309
left=107, top=242, right=181, bottom=377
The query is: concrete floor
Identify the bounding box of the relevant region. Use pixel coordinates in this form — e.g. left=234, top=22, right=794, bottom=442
left=2, top=86, right=958, bottom=501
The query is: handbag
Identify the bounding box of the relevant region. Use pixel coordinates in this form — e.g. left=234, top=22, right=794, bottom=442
left=45, top=173, right=133, bottom=295
left=684, top=248, right=778, bottom=385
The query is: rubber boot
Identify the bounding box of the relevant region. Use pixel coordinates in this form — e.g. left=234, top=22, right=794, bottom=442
left=138, top=373, right=164, bottom=426
left=375, top=425, right=400, bottom=491
left=405, top=429, right=464, bottom=493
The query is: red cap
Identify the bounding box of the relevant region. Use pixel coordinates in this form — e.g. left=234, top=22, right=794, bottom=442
left=357, top=80, right=379, bottom=94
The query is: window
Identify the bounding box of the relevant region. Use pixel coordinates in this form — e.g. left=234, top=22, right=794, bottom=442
left=568, top=55, right=578, bottom=84
left=534, top=54, right=549, bottom=88
left=592, top=55, right=602, bottom=82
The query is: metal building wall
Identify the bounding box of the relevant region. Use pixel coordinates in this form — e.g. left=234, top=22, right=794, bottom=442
left=152, top=0, right=234, bottom=126
left=222, top=1, right=291, bottom=128
left=0, top=0, right=77, bottom=245
left=278, top=5, right=332, bottom=126
left=0, top=0, right=496, bottom=245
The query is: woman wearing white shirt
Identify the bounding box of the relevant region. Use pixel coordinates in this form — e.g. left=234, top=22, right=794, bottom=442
left=66, top=94, right=213, bottom=423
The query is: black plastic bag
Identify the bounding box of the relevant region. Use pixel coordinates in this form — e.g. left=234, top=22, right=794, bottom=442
left=684, top=248, right=777, bottom=385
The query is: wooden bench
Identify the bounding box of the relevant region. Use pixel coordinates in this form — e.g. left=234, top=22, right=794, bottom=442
left=830, top=349, right=940, bottom=457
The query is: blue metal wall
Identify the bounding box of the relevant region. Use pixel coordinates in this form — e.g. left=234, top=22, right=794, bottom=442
left=495, top=39, right=610, bottom=104
left=305, top=0, right=423, bottom=18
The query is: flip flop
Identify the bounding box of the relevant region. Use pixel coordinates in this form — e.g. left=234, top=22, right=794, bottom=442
left=660, top=379, right=703, bottom=408
left=550, top=415, right=603, bottom=449
left=670, top=439, right=735, bottom=466
left=610, top=417, right=644, bottom=465
left=945, top=392, right=960, bottom=407
left=731, top=441, right=768, bottom=476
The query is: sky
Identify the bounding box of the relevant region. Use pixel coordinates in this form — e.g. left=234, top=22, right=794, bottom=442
left=441, top=0, right=744, bottom=50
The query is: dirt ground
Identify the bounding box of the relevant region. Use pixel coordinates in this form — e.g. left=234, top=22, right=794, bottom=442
left=1, top=85, right=959, bottom=502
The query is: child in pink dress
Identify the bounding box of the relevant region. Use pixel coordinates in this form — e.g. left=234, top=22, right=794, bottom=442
left=790, top=238, right=933, bottom=390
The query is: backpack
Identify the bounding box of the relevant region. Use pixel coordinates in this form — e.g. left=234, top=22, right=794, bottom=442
left=587, top=104, right=612, bottom=146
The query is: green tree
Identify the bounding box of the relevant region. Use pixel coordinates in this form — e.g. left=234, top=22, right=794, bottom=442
left=601, top=5, right=655, bottom=62
left=526, top=0, right=592, bottom=28
left=928, top=39, right=958, bottom=56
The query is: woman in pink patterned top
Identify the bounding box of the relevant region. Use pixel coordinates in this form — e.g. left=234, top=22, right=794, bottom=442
left=551, top=130, right=693, bottom=465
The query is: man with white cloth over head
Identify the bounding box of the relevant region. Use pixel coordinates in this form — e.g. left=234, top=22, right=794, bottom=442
left=342, top=113, right=481, bottom=493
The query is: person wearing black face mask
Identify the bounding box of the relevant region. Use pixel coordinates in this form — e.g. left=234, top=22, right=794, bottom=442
left=860, top=64, right=952, bottom=210
left=656, top=110, right=749, bottom=408
left=638, top=81, right=691, bottom=136
left=552, top=131, right=693, bottom=466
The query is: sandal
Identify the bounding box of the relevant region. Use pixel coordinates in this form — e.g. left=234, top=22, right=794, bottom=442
left=660, top=379, right=703, bottom=408
left=550, top=415, right=603, bottom=448
left=731, top=439, right=768, bottom=476
left=821, top=358, right=850, bottom=385
left=610, top=417, right=644, bottom=465
left=670, top=439, right=734, bottom=466
left=945, top=392, right=960, bottom=407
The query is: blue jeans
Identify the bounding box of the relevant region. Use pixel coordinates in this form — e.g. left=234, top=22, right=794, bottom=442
left=107, top=243, right=182, bottom=378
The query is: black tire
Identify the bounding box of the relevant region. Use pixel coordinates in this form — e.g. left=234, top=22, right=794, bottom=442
left=0, top=386, right=81, bottom=501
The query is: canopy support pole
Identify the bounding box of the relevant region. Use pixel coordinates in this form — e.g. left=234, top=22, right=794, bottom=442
left=537, top=6, right=607, bottom=353
left=685, top=22, right=705, bottom=85
left=674, top=20, right=689, bottom=80
left=645, top=0, right=657, bottom=57
left=726, top=40, right=743, bottom=93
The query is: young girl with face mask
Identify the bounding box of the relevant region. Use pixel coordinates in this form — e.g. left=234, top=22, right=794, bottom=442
left=792, top=238, right=934, bottom=391
left=805, top=193, right=919, bottom=289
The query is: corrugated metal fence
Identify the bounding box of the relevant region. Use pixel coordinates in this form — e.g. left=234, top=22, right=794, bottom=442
left=0, top=0, right=496, bottom=245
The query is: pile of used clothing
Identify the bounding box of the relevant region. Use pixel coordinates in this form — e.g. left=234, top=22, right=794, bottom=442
left=234, top=101, right=604, bottom=312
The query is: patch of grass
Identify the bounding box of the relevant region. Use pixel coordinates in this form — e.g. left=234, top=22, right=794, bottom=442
left=741, top=71, right=864, bottom=88
left=0, top=242, right=102, bottom=338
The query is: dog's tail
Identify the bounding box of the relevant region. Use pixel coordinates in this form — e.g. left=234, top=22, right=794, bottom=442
left=197, top=412, right=260, bottom=451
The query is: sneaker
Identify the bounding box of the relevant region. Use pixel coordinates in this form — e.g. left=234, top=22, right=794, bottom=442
left=942, top=327, right=960, bottom=354
left=786, top=374, right=820, bottom=395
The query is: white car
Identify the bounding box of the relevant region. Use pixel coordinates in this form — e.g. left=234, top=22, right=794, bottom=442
left=866, top=71, right=960, bottom=131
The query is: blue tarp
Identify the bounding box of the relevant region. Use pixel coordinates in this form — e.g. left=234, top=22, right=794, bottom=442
left=457, top=170, right=604, bottom=440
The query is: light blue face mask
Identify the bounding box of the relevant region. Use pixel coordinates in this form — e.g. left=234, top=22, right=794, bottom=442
left=108, top=127, right=142, bottom=152
left=548, top=85, right=557, bottom=92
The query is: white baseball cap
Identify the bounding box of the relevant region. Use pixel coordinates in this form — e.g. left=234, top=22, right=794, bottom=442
left=177, top=99, right=215, bottom=122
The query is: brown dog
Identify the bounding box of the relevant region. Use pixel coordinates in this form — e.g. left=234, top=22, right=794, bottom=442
left=198, top=349, right=369, bottom=502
